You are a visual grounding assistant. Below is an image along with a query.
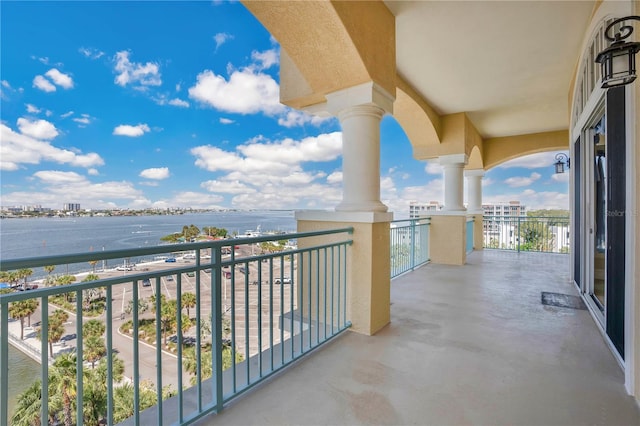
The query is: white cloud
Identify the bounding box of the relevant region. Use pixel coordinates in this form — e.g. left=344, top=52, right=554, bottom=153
left=72, top=114, right=91, bottom=126
left=504, top=172, right=541, bottom=188
left=114, top=51, right=161, bottom=88
left=33, top=75, right=56, bottom=92
left=45, top=68, right=74, bottom=89
left=61, top=111, right=74, bottom=118
left=113, top=123, right=150, bottom=137
left=88, top=168, right=100, bottom=176
left=17, top=118, right=59, bottom=139
left=26, top=104, right=41, bottom=114
left=191, top=132, right=342, bottom=176
left=213, top=33, right=233, bottom=50
left=34, top=170, right=86, bottom=184
left=1, top=80, right=10, bottom=89
left=188, top=68, right=282, bottom=116
left=200, top=179, right=255, bottom=194
left=219, top=118, right=234, bottom=125
left=168, top=98, right=189, bottom=107
left=0, top=124, right=104, bottom=170
left=551, top=173, right=569, bottom=183
left=277, top=110, right=333, bottom=128
left=139, top=167, right=170, bottom=180
left=79, top=47, right=105, bottom=59
left=251, top=48, right=278, bottom=70
left=327, top=171, right=343, bottom=184
left=176, top=83, right=182, bottom=92
left=425, top=161, right=442, bottom=175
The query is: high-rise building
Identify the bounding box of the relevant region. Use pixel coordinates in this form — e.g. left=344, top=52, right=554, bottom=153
left=408, top=201, right=442, bottom=218
left=63, top=203, right=81, bottom=212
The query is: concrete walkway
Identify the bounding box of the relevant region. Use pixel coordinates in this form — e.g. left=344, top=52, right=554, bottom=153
left=195, top=250, right=639, bottom=425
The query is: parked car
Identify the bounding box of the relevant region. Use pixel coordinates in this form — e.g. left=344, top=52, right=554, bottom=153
left=274, top=277, right=292, bottom=285
left=187, top=272, right=195, bottom=277
left=166, top=275, right=174, bottom=281
left=165, top=258, right=177, bottom=263
left=142, top=279, right=151, bottom=287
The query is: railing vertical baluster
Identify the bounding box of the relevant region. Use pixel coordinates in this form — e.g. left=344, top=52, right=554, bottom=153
left=330, top=246, right=335, bottom=335
left=133, top=281, right=140, bottom=426
left=277, top=257, right=283, bottom=366
left=106, top=285, right=114, bottom=426
left=288, top=254, right=294, bottom=361
left=315, top=249, right=320, bottom=346
left=517, top=216, right=521, bottom=252
left=213, top=246, right=223, bottom=412
left=0, top=299, right=8, bottom=425
left=342, top=243, right=347, bottom=328
left=229, top=245, right=237, bottom=394
left=266, top=258, right=273, bottom=372
left=307, top=251, right=312, bottom=351
left=40, top=298, right=48, bottom=426
left=323, top=247, right=328, bottom=341
left=299, top=251, right=304, bottom=354
left=410, top=219, right=416, bottom=270
left=244, top=258, right=249, bottom=385
left=75, top=289, right=83, bottom=426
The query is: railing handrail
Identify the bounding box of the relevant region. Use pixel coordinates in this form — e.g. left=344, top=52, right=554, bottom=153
left=483, top=215, right=569, bottom=220
left=390, top=218, right=430, bottom=225
left=0, top=227, right=354, bottom=271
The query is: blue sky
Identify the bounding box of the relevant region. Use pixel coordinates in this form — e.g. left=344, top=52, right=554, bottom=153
left=0, top=1, right=568, bottom=216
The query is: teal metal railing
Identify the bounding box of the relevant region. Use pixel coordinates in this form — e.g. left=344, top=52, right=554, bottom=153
left=390, top=218, right=430, bottom=278
left=482, top=216, right=570, bottom=253
left=466, top=218, right=474, bottom=254
left=0, top=228, right=353, bottom=425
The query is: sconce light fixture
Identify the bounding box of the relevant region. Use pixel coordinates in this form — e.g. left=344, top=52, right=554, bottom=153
left=554, top=153, right=570, bottom=174
left=595, top=16, right=640, bottom=88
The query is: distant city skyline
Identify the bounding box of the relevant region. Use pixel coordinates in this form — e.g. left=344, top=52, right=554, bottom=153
left=1, top=1, right=569, bottom=213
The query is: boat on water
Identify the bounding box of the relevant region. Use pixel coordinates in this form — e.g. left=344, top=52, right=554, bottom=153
left=237, top=225, right=262, bottom=238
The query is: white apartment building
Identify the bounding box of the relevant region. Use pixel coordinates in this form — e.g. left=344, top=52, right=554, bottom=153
left=408, top=201, right=442, bottom=218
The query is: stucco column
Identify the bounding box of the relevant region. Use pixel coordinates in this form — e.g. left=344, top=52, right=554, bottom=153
left=465, top=169, right=484, bottom=213
left=294, top=82, right=395, bottom=336
left=323, top=82, right=393, bottom=213
left=439, top=154, right=468, bottom=211
left=335, top=105, right=387, bottom=212
left=465, top=169, right=485, bottom=251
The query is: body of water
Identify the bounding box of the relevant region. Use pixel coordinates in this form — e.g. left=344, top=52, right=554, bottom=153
left=0, top=210, right=296, bottom=278
left=0, top=210, right=296, bottom=415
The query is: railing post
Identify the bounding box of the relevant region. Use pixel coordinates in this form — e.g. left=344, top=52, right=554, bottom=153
left=213, top=246, right=224, bottom=412
left=517, top=216, right=521, bottom=253
left=0, top=300, right=8, bottom=426
left=410, top=219, right=416, bottom=270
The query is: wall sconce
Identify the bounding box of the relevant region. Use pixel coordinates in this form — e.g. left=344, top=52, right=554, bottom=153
left=554, top=153, right=570, bottom=174
left=595, top=16, right=640, bottom=88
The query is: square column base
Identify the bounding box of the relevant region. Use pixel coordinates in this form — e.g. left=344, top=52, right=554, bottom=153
left=428, top=214, right=468, bottom=265
left=296, top=211, right=392, bottom=335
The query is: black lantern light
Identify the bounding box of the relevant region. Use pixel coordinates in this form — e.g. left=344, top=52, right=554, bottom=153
left=554, top=153, right=570, bottom=174
left=595, top=16, right=640, bottom=88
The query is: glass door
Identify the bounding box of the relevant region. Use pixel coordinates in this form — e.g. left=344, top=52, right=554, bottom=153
left=587, top=113, right=606, bottom=320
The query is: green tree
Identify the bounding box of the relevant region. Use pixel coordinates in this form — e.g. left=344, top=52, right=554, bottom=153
left=84, top=335, right=107, bottom=368
left=10, top=381, right=44, bottom=426
left=8, top=299, right=38, bottom=340
left=55, top=275, right=77, bottom=303
left=183, top=344, right=243, bottom=386
left=113, top=382, right=158, bottom=424
left=124, top=298, right=149, bottom=316
left=17, top=268, right=33, bottom=290
left=83, top=319, right=106, bottom=338
left=37, top=309, right=68, bottom=355
left=181, top=292, right=196, bottom=317
left=50, top=353, right=78, bottom=426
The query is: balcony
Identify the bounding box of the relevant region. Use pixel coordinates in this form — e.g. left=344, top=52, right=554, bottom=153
left=2, top=231, right=639, bottom=425
left=208, top=250, right=639, bottom=425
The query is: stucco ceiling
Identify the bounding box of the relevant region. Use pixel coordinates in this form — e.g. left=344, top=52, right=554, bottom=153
left=384, top=1, right=596, bottom=139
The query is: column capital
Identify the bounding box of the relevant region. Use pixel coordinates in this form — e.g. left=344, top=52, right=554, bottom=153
left=310, top=81, right=395, bottom=116
left=464, top=169, right=485, bottom=178
left=439, top=153, right=469, bottom=166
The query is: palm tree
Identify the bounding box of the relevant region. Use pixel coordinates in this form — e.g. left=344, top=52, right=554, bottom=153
left=8, top=300, right=35, bottom=340
left=181, top=292, right=196, bottom=317
left=55, top=275, right=77, bottom=303
left=17, top=268, right=33, bottom=290
left=113, top=381, right=157, bottom=424
left=83, top=318, right=105, bottom=338
left=37, top=311, right=67, bottom=355
left=50, top=353, right=78, bottom=426
left=84, top=335, right=107, bottom=368
left=10, top=380, right=43, bottom=426
left=88, top=259, right=98, bottom=273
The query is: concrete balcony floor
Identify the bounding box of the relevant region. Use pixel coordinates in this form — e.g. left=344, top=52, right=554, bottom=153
left=199, top=250, right=640, bottom=425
